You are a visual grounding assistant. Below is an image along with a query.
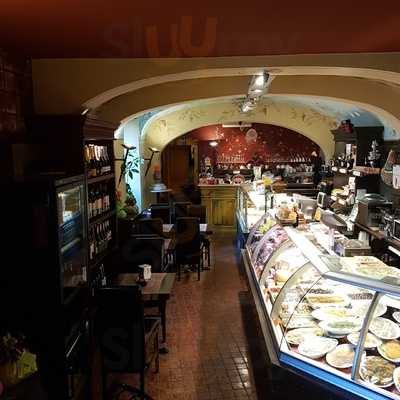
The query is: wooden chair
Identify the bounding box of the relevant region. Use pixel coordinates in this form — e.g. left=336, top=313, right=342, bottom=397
left=150, top=205, right=171, bottom=224
left=136, top=218, right=164, bottom=237
left=175, top=217, right=203, bottom=281
left=187, top=205, right=212, bottom=268
left=119, top=235, right=166, bottom=273
left=173, top=201, right=191, bottom=222
left=95, top=286, right=160, bottom=400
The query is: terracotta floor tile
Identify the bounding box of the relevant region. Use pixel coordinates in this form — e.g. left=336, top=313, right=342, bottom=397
left=107, top=234, right=349, bottom=400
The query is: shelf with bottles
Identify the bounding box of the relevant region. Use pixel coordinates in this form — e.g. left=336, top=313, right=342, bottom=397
left=84, top=141, right=114, bottom=178
left=88, top=180, right=115, bottom=221
left=88, top=218, right=115, bottom=266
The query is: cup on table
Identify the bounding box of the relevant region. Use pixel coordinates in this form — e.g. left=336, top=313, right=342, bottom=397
left=139, top=264, right=152, bottom=281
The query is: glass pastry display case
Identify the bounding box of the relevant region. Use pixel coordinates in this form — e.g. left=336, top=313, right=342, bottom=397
left=236, top=184, right=268, bottom=235
left=243, top=225, right=400, bottom=400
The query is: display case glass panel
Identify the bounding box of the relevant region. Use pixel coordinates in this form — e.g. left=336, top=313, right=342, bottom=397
left=246, top=213, right=276, bottom=255
left=57, top=183, right=87, bottom=302
left=355, top=294, right=400, bottom=398
left=251, top=225, right=288, bottom=280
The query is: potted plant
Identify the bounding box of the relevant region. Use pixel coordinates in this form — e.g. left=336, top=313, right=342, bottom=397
left=116, top=145, right=141, bottom=219
left=0, top=333, right=26, bottom=387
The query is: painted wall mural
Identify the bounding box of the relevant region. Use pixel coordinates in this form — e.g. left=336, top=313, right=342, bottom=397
left=189, top=124, right=321, bottom=167
left=142, top=98, right=338, bottom=160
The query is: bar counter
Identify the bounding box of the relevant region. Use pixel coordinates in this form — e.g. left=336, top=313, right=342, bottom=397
left=198, top=184, right=239, bottom=232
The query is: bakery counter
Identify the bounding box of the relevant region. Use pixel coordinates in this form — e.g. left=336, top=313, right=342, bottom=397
left=198, top=184, right=239, bottom=232
left=243, top=222, right=400, bottom=400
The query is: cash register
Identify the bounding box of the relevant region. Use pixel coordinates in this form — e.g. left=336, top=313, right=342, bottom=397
left=357, top=194, right=392, bottom=228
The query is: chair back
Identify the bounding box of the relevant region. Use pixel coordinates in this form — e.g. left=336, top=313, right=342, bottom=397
left=173, top=202, right=191, bottom=221
left=95, top=285, right=145, bottom=374
left=176, top=217, right=201, bottom=261
left=150, top=205, right=171, bottom=224
left=136, top=218, right=163, bottom=237
left=120, top=235, right=165, bottom=273
left=187, top=204, right=207, bottom=223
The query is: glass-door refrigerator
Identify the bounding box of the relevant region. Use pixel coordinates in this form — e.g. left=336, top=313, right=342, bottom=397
left=2, top=175, right=90, bottom=400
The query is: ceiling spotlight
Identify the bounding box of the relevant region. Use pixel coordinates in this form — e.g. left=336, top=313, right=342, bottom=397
left=209, top=141, right=218, bottom=147
left=255, top=74, right=265, bottom=87
left=81, top=108, right=90, bottom=115
left=250, top=71, right=270, bottom=90
left=354, top=111, right=361, bottom=117
left=240, top=97, right=258, bottom=113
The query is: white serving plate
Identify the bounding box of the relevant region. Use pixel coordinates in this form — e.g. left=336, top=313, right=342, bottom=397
left=326, top=344, right=356, bottom=369
left=347, top=332, right=382, bottom=349
left=285, top=327, right=324, bottom=346
left=298, top=336, right=338, bottom=359
left=312, top=307, right=356, bottom=321
left=393, top=367, right=400, bottom=393
left=393, top=311, right=400, bottom=324
left=306, top=294, right=350, bottom=309
left=353, top=303, right=387, bottom=318
left=369, top=317, right=400, bottom=340
left=319, top=319, right=362, bottom=336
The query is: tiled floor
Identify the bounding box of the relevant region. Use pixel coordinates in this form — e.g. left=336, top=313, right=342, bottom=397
left=121, top=233, right=344, bottom=400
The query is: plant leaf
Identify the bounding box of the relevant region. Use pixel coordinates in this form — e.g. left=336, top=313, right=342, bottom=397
left=128, top=171, right=133, bottom=179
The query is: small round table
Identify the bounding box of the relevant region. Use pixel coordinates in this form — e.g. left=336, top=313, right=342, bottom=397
left=151, top=188, right=172, bottom=203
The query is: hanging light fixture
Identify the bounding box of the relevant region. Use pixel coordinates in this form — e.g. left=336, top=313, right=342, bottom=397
left=209, top=141, right=218, bottom=147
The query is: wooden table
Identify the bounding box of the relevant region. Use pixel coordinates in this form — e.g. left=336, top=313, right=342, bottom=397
left=163, top=223, right=209, bottom=234
left=114, top=273, right=175, bottom=351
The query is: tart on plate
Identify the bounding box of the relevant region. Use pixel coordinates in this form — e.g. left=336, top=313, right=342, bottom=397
left=360, top=356, right=395, bottom=388
left=326, top=344, right=356, bottom=369
left=378, top=340, right=400, bottom=363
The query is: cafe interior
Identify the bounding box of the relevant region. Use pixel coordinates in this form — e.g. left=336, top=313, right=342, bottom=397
left=2, top=3, right=400, bottom=400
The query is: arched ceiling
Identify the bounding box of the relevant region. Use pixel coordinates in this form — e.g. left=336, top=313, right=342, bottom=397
left=2, top=1, right=400, bottom=57
left=32, top=53, right=400, bottom=115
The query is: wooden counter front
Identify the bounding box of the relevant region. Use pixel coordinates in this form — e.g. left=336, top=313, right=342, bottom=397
left=198, top=184, right=239, bottom=232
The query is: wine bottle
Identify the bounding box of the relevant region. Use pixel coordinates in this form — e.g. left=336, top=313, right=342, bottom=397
left=84, top=145, right=91, bottom=172
left=103, top=146, right=111, bottom=174
left=88, top=187, right=94, bottom=218
left=105, top=184, right=109, bottom=211
left=89, top=229, right=95, bottom=260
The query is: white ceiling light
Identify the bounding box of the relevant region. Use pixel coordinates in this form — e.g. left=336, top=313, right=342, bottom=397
left=254, top=74, right=265, bottom=87
left=209, top=141, right=218, bottom=147
left=239, top=70, right=271, bottom=113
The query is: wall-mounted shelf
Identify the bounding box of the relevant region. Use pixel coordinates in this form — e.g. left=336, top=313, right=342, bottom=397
left=87, top=173, right=115, bottom=185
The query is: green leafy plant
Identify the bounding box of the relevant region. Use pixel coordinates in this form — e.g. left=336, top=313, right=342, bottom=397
left=117, top=146, right=141, bottom=218
left=118, top=148, right=141, bottom=186
left=0, top=333, right=24, bottom=365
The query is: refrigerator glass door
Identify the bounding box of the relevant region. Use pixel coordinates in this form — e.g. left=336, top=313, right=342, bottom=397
left=57, top=183, right=87, bottom=303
